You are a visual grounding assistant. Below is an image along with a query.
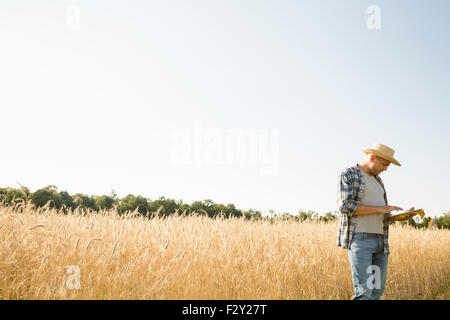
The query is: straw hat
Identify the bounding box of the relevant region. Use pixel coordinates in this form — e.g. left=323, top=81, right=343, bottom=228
left=361, top=143, right=401, bottom=166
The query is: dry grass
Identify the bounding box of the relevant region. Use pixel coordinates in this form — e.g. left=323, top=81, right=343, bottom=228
left=0, top=203, right=449, bottom=300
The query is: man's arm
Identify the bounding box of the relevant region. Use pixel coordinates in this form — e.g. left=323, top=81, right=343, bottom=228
left=353, top=204, right=403, bottom=216
left=337, top=170, right=403, bottom=217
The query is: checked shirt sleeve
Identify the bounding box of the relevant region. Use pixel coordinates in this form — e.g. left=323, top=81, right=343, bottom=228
left=337, top=170, right=358, bottom=217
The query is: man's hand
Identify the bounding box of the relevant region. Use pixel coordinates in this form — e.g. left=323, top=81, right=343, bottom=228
left=379, top=205, right=403, bottom=214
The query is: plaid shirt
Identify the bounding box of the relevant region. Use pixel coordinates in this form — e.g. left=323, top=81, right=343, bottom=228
left=336, top=164, right=390, bottom=255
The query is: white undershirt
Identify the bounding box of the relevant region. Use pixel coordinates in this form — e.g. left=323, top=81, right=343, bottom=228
left=354, top=170, right=386, bottom=234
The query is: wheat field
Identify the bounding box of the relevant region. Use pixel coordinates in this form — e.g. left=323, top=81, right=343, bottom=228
left=1, top=203, right=449, bottom=300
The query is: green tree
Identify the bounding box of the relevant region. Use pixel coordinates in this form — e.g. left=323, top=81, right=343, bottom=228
left=0, top=187, right=28, bottom=205
left=30, top=185, right=62, bottom=209
left=435, top=212, right=450, bottom=230
left=94, top=195, right=116, bottom=210
left=59, top=190, right=75, bottom=212
left=223, top=203, right=243, bottom=218
left=120, top=194, right=149, bottom=215
left=243, top=208, right=262, bottom=220
left=280, top=212, right=295, bottom=220
left=191, top=199, right=220, bottom=218
left=148, top=196, right=180, bottom=217
left=72, top=193, right=96, bottom=210
left=297, top=209, right=318, bottom=222
left=319, top=211, right=337, bottom=223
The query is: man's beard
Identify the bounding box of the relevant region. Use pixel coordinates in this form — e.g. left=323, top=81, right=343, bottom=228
left=370, top=167, right=378, bottom=176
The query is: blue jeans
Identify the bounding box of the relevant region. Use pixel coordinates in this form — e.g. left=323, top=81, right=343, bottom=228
left=347, top=233, right=389, bottom=300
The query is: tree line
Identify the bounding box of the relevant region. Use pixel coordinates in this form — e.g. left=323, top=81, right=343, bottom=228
left=1, top=185, right=449, bottom=230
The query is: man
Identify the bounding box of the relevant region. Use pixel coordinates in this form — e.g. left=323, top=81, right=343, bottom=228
left=336, top=143, right=413, bottom=300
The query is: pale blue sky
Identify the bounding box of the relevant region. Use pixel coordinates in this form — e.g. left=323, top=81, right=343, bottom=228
left=1, top=1, right=449, bottom=217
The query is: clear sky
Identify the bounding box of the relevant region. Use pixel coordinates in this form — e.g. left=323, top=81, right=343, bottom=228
left=1, top=1, right=449, bottom=217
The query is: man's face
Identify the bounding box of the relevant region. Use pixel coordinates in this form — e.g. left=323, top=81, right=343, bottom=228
left=369, top=155, right=391, bottom=176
